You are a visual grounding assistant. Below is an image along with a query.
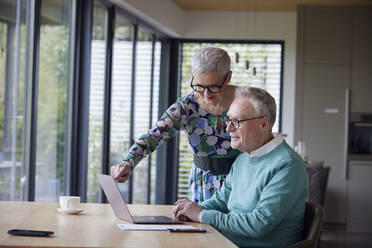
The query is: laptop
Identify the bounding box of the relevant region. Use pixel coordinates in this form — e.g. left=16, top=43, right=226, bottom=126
left=97, top=174, right=183, bottom=224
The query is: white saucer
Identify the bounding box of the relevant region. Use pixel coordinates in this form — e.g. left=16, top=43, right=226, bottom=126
left=57, top=208, right=83, bottom=215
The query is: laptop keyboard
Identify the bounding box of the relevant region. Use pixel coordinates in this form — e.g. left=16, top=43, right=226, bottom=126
left=133, top=215, right=183, bottom=224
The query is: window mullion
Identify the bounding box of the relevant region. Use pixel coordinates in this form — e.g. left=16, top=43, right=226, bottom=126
left=23, top=0, right=41, bottom=201
left=64, top=0, right=78, bottom=197
left=74, top=0, right=93, bottom=202
left=100, top=6, right=115, bottom=203
left=128, top=24, right=138, bottom=204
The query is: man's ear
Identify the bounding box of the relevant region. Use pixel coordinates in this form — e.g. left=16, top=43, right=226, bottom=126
left=261, top=117, right=270, bottom=130
left=226, top=71, right=232, bottom=84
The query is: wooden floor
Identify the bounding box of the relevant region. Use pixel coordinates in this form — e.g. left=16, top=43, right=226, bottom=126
left=319, top=223, right=372, bottom=248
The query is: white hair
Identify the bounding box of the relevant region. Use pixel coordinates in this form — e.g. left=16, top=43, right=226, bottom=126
left=191, top=47, right=231, bottom=77
left=235, top=87, right=277, bottom=130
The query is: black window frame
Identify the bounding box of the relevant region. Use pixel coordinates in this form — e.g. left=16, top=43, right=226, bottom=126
left=73, top=0, right=171, bottom=204
left=1, top=0, right=172, bottom=204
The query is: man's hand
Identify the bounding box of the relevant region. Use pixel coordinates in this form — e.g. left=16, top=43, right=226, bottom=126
left=172, top=199, right=203, bottom=222
left=110, top=162, right=132, bottom=182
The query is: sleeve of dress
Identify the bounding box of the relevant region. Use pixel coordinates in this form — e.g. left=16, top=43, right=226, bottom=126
left=200, top=160, right=306, bottom=239
left=123, top=98, right=187, bottom=169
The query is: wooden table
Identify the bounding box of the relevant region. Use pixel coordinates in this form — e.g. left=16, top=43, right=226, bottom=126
left=0, top=201, right=237, bottom=248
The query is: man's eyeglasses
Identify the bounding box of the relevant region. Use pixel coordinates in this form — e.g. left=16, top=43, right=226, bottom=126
left=190, top=73, right=229, bottom=93
left=225, top=116, right=265, bottom=129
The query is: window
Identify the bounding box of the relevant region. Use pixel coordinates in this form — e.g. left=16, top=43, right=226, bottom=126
left=85, top=9, right=163, bottom=204
left=34, top=0, right=74, bottom=202
left=0, top=0, right=165, bottom=203
left=0, top=0, right=27, bottom=201
left=177, top=42, right=283, bottom=199
left=86, top=1, right=107, bottom=203
left=132, top=30, right=161, bottom=204
left=151, top=40, right=161, bottom=203
left=108, top=14, right=133, bottom=202
left=0, top=0, right=74, bottom=202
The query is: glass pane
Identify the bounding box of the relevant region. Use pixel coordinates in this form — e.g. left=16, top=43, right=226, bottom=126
left=86, top=1, right=107, bottom=203
left=177, top=43, right=283, bottom=199
left=150, top=41, right=161, bottom=204
left=132, top=30, right=153, bottom=204
left=109, top=15, right=133, bottom=201
left=228, top=44, right=282, bottom=133
left=35, top=0, right=73, bottom=201
left=0, top=0, right=27, bottom=201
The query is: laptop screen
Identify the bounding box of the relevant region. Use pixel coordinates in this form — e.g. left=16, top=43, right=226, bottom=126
left=96, top=174, right=134, bottom=223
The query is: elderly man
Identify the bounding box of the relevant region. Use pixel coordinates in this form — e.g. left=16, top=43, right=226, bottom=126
left=173, top=87, right=307, bottom=248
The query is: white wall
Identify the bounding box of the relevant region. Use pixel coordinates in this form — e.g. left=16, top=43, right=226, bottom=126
left=116, top=0, right=297, bottom=146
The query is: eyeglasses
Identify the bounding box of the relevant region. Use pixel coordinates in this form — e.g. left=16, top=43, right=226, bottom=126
left=190, top=73, right=229, bottom=93
left=225, top=116, right=265, bottom=129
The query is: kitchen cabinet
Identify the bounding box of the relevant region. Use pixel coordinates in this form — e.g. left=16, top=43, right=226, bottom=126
left=296, top=6, right=352, bottom=223
left=295, top=6, right=372, bottom=224
left=350, top=10, right=372, bottom=113
left=347, top=161, right=372, bottom=224
left=302, top=63, right=349, bottom=223
left=303, top=8, right=351, bottom=64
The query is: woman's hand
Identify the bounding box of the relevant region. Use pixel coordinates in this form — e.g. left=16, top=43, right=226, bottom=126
left=110, top=162, right=132, bottom=182
left=173, top=199, right=203, bottom=222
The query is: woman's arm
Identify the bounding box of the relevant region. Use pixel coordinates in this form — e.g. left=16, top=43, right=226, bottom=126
left=111, top=98, right=188, bottom=181
left=124, top=100, right=186, bottom=168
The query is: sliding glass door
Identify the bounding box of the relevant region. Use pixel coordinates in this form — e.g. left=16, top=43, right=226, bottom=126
left=108, top=15, right=133, bottom=202
left=85, top=5, right=163, bottom=204
left=0, top=0, right=75, bottom=202
left=86, top=1, right=108, bottom=203
left=0, top=0, right=27, bottom=201
left=0, top=0, right=165, bottom=203
left=35, top=0, right=74, bottom=202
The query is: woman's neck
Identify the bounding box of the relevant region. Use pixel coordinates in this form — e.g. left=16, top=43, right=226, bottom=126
left=196, top=85, right=236, bottom=115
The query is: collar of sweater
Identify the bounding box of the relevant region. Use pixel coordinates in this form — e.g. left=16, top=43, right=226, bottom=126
left=247, top=134, right=284, bottom=158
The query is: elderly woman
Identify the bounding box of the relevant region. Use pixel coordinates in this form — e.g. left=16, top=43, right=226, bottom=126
left=173, top=87, right=307, bottom=247
left=111, top=47, right=241, bottom=202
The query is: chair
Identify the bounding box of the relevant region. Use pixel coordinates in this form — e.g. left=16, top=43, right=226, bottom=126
left=305, top=161, right=330, bottom=206
left=306, top=165, right=330, bottom=206
left=317, top=167, right=330, bottom=206
left=286, top=202, right=325, bottom=248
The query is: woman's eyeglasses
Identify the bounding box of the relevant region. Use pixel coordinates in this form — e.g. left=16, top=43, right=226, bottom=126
left=225, top=116, right=265, bottom=128
left=190, top=73, right=229, bottom=93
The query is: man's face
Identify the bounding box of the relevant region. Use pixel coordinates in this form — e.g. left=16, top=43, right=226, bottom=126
left=226, top=97, right=268, bottom=153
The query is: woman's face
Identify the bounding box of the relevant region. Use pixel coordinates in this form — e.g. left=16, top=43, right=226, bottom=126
left=193, top=72, right=230, bottom=105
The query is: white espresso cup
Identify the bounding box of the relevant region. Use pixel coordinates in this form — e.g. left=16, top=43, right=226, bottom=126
left=59, top=196, right=80, bottom=210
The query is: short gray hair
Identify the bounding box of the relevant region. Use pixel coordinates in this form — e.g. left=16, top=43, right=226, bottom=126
left=235, top=87, right=277, bottom=130
left=191, top=47, right=231, bottom=77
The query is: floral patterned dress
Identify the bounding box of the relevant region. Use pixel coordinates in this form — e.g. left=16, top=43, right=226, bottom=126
left=123, top=93, right=240, bottom=202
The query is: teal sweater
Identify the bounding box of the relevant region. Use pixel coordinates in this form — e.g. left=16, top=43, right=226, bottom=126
left=199, top=140, right=307, bottom=248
